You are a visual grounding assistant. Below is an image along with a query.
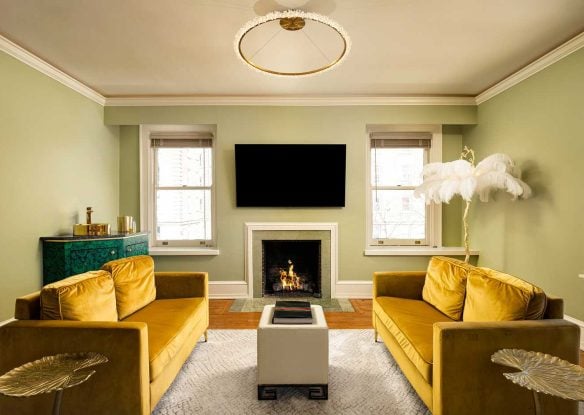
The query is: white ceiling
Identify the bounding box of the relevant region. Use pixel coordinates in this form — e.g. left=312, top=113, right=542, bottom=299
left=0, top=0, right=583, bottom=98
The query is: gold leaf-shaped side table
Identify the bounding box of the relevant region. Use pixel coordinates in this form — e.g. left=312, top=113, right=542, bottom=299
left=492, top=349, right=584, bottom=415
left=0, top=352, right=108, bottom=415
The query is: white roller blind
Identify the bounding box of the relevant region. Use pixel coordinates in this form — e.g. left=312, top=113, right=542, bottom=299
left=150, top=131, right=213, bottom=148
left=370, top=131, right=432, bottom=148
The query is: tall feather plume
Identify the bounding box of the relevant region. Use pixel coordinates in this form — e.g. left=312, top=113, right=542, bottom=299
left=474, top=153, right=532, bottom=202
left=414, top=159, right=474, bottom=203
left=413, top=148, right=531, bottom=263
left=415, top=152, right=531, bottom=204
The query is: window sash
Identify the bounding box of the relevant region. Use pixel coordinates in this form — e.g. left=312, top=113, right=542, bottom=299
left=151, top=141, right=214, bottom=247
left=369, top=141, right=430, bottom=246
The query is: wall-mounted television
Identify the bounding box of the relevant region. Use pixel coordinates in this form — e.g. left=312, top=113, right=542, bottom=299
left=235, top=144, right=346, bottom=207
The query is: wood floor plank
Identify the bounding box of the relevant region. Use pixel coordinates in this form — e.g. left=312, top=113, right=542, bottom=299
left=209, top=299, right=584, bottom=367
left=209, top=299, right=373, bottom=329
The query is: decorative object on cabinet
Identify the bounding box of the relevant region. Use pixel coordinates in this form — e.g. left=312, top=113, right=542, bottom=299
left=117, top=216, right=135, bottom=233
left=414, top=146, right=532, bottom=262
left=72, top=207, right=111, bottom=236
left=40, top=233, right=148, bottom=285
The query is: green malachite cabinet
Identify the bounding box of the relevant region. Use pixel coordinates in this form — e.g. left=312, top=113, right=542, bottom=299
left=40, top=233, right=149, bottom=285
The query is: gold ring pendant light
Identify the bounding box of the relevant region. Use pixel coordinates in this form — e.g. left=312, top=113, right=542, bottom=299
left=234, top=10, right=351, bottom=76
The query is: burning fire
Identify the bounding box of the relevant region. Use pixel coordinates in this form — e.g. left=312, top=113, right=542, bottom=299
left=279, top=259, right=303, bottom=291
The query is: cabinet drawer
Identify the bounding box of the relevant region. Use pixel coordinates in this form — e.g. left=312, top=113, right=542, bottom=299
left=70, top=241, right=121, bottom=274
left=125, top=241, right=149, bottom=256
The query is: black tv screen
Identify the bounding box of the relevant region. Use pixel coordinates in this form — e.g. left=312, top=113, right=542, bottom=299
left=235, top=144, right=346, bottom=207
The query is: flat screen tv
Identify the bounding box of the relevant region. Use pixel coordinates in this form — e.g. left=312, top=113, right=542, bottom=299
left=235, top=144, right=346, bottom=207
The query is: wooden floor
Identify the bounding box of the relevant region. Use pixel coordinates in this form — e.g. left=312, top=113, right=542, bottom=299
left=209, top=299, right=372, bottom=329
left=209, top=299, right=584, bottom=366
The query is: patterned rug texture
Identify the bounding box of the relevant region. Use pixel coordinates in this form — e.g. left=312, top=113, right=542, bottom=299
left=229, top=297, right=354, bottom=312
left=153, top=329, right=430, bottom=415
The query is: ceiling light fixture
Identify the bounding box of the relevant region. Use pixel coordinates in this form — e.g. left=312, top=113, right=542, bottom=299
left=234, top=9, right=351, bottom=76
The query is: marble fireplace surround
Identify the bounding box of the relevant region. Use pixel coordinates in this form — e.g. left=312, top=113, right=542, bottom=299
left=244, top=222, right=338, bottom=298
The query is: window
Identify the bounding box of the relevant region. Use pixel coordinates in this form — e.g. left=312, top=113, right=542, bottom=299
left=141, top=126, right=216, bottom=248
left=367, top=129, right=441, bottom=247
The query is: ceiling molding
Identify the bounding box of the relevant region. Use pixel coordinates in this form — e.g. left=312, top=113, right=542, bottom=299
left=104, top=95, right=476, bottom=106
left=0, top=34, right=106, bottom=105
left=2, top=30, right=583, bottom=108
left=475, top=31, right=584, bottom=105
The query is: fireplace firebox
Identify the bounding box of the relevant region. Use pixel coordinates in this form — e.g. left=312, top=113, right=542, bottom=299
left=262, top=240, right=321, bottom=297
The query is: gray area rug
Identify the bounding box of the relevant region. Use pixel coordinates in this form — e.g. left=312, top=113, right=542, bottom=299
left=229, top=297, right=354, bottom=312
left=153, top=329, right=430, bottom=415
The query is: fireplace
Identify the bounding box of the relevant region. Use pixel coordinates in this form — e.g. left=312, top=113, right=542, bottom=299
left=262, top=240, right=322, bottom=297
left=245, top=222, right=337, bottom=299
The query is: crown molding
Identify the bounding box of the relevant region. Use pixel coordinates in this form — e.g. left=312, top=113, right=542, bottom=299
left=0, top=35, right=106, bottom=105
left=104, top=95, right=476, bottom=106
left=3, top=30, right=583, bottom=108
left=476, top=31, right=584, bottom=105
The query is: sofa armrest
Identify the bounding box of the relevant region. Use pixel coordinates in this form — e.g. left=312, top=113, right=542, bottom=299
left=373, top=271, right=425, bottom=300
left=0, top=320, right=150, bottom=415
left=433, top=320, right=580, bottom=415
left=155, top=272, right=208, bottom=299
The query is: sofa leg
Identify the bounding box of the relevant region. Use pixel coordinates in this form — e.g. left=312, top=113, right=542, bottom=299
left=204, top=330, right=208, bottom=342
left=374, top=330, right=378, bottom=343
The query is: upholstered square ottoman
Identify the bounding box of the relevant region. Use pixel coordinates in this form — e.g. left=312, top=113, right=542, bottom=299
left=257, top=304, right=329, bottom=400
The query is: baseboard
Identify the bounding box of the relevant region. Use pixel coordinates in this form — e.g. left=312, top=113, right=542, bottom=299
left=563, top=315, right=584, bottom=350
left=334, top=281, right=373, bottom=299
left=208, top=281, right=248, bottom=299
left=0, top=318, right=15, bottom=327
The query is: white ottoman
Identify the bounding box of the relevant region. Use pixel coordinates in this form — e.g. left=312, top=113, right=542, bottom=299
left=257, top=304, right=329, bottom=400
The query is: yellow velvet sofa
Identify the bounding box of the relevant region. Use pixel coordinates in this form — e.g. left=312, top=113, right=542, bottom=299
left=0, top=255, right=208, bottom=415
left=373, top=256, right=580, bottom=415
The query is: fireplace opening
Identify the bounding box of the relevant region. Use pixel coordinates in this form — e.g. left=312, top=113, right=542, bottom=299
left=262, top=240, right=321, bottom=298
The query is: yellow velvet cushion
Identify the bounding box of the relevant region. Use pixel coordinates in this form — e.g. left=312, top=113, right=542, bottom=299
left=463, top=272, right=531, bottom=321
left=101, top=255, right=157, bottom=319
left=374, top=296, right=454, bottom=383
left=40, top=270, right=118, bottom=321
left=476, top=267, right=547, bottom=319
left=123, top=297, right=206, bottom=380
left=422, top=256, right=473, bottom=320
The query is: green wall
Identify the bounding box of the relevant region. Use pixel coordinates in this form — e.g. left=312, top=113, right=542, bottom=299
left=111, top=105, right=474, bottom=283
left=463, top=48, right=584, bottom=320
left=0, top=51, right=119, bottom=320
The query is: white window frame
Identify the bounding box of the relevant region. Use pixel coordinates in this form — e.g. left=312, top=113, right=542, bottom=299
left=140, top=124, right=218, bottom=253
left=365, top=124, right=442, bottom=248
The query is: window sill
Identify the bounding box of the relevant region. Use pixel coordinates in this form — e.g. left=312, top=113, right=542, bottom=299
left=364, top=247, right=479, bottom=256
left=149, top=247, right=220, bottom=256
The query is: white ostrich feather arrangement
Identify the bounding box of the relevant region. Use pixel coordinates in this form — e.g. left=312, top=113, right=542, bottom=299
left=474, top=153, right=532, bottom=202
left=413, top=147, right=532, bottom=261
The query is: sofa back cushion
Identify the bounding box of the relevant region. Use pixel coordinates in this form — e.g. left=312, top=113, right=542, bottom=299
left=40, top=270, right=118, bottom=321
left=463, top=272, right=532, bottom=321
left=422, top=256, right=473, bottom=320
left=101, top=255, right=156, bottom=319
left=474, top=267, right=547, bottom=320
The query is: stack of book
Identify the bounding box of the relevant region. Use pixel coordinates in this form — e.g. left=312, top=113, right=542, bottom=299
left=272, top=300, right=313, bottom=324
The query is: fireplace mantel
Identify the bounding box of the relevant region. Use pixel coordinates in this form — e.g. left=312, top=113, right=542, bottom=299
left=244, top=222, right=338, bottom=298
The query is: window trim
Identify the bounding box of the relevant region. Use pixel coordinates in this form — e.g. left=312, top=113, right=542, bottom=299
left=140, top=124, right=217, bottom=250
left=365, top=124, right=442, bottom=248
